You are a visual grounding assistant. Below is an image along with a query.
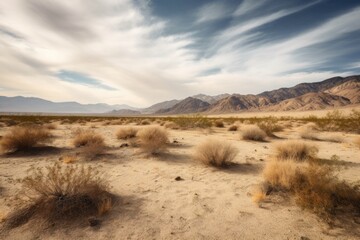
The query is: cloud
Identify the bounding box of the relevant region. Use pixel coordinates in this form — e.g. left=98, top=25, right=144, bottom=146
left=0, top=0, right=359, bottom=107
left=196, top=1, right=230, bottom=23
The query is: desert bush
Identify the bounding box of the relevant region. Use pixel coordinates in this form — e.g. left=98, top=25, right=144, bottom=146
left=0, top=126, right=53, bottom=153
left=116, top=127, right=138, bottom=140
left=140, top=119, right=151, bottom=125
left=164, top=121, right=180, bottom=130
left=44, top=123, right=57, bottom=130
left=257, top=119, right=283, bottom=137
left=214, top=120, right=224, bottom=128
left=193, top=139, right=238, bottom=167
left=299, top=123, right=320, bottom=141
left=171, top=114, right=212, bottom=129
left=3, top=163, right=113, bottom=229
left=274, top=141, right=318, bottom=161
left=241, top=125, right=266, bottom=141
left=72, top=129, right=104, bottom=148
left=263, top=160, right=360, bottom=219
left=137, top=126, right=169, bottom=154
left=72, top=129, right=106, bottom=158
left=228, top=125, right=238, bottom=131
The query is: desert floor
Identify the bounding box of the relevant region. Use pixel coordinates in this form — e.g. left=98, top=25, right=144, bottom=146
left=0, top=119, right=359, bottom=240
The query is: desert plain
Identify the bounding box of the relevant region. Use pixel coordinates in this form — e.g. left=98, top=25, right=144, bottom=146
left=0, top=109, right=359, bottom=240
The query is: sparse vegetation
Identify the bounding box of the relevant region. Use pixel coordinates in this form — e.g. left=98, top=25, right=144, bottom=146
left=262, top=160, right=360, bottom=221
left=228, top=125, right=238, bottom=131
left=299, top=123, right=319, bottom=141
left=257, top=118, right=283, bottom=137
left=3, top=163, right=113, bottom=229
left=72, top=129, right=106, bottom=158
left=193, top=139, right=238, bottom=167
left=241, top=125, right=267, bottom=142
left=214, top=120, right=224, bottom=128
left=274, top=141, right=318, bottom=161
left=137, top=126, right=169, bottom=154
left=164, top=121, right=180, bottom=130
left=0, top=126, right=53, bottom=153
left=171, top=114, right=212, bottom=129
left=140, top=119, right=151, bottom=125
left=116, top=127, right=138, bottom=140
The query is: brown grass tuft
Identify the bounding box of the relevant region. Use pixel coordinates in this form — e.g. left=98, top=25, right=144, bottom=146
left=61, top=155, right=78, bottom=164
left=3, top=163, right=113, bottom=229
left=257, top=120, right=283, bottom=137
left=140, top=119, right=151, bottom=125
left=137, top=126, right=169, bottom=154
left=241, top=125, right=267, bottom=142
left=116, top=127, right=138, bottom=140
left=214, top=120, right=224, bottom=128
left=72, top=129, right=104, bottom=148
left=0, top=126, right=53, bottom=153
left=262, top=160, right=360, bottom=220
left=193, top=139, right=238, bottom=167
left=164, top=121, right=180, bottom=130
left=274, top=141, right=318, bottom=162
left=72, top=129, right=106, bottom=158
left=228, top=125, right=238, bottom=131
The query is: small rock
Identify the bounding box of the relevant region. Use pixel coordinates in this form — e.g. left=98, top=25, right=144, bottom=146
left=175, top=176, right=184, bottom=181
left=259, top=159, right=264, bottom=161
left=263, top=146, right=268, bottom=149
left=120, top=143, right=129, bottom=148
left=173, top=140, right=179, bottom=144
left=300, top=237, right=310, bottom=240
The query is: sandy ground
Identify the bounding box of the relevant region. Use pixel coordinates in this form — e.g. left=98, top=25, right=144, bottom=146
left=0, top=120, right=359, bottom=240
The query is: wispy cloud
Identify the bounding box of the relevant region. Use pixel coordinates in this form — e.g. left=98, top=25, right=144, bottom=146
left=0, top=0, right=359, bottom=106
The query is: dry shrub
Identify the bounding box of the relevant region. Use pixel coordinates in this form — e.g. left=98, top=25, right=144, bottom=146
left=214, top=120, right=224, bottom=128
left=140, top=119, right=151, bottom=125
left=72, top=129, right=104, bottom=148
left=257, top=120, right=283, bottom=137
left=137, top=126, right=169, bottom=154
left=3, top=163, right=113, bottom=229
left=263, top=160, right=360, bottom=220
left=299, top=126, right=319, bottom=141
left=228, top=125, right=238, bottom=131
left=241, top=125, right=266, bottom=141
left=164, top=121, right=180, bottom=130
left=251, top=185, right=267, bottom=206
left=116, top=127, right=138, bottom=140
left=193, top=139, right=238, bottom=167
left=72, top=129, right=106, bottom=158
left=0, top=126, right=53, bottom=153
left=274, top=141, right=318, bottom=161
left=354, top=136, right=360, bottom=149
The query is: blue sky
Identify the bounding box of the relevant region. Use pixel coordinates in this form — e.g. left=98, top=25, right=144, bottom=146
left=0, top=0, right=359, bottom=107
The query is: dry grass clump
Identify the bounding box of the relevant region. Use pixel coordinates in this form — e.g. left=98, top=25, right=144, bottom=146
left=251, top=185, right=267, bottom=206
left=116, top=127, right=138, bottom=140
left=3, top=163, right=113, bottom=229
left=44, top=123, right=57, bottom=130
left=193, top=139, right=238, bottom=167
left=299, top=126, right=319, bottom=141
left=257, top=120, right=283, bottom=137
left=262, top=160, right=360, bottom=220
left=72, top=129, right=104, bottom=148
left=72, top=129, right=106, bottom=158
left=140, top=119, right=151, bottom=125
left=137, top=126, right=169, bottom=154
left=274, top=141, right=318, bottom=161
left=164, top=121, right=180, bottom=130
left=241, top=125, right=267, bottom=142
left=214, top=120, right=224, bottom=128
left=0, top=126, right=53, bottom=153
left=228, top=125, right=238, bottom=131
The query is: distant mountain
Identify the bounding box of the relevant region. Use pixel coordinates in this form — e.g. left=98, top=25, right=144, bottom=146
left=0, top=96, right=138, bottom=113
left=156, top=97, right=210, bottom=114
left=141, top=99, right=180, bottom=114
left=157, top=75, right=360, bottom=114
left=191, top=94, right=230, bottom=104
left=325, top=77, right=360, bottom=104
left=108, top=109, right=141, bottom=115
left=265, top=92, right=351, bottom=111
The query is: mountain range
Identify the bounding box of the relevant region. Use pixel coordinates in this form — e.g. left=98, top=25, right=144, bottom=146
left=0, top=75, right=359, bottom=114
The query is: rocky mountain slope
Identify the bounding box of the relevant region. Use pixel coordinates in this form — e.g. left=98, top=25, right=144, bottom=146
left=156, top=97, right=210, bottom=114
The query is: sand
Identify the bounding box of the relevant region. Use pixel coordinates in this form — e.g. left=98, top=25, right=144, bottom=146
left=0, top=120, right=359, bottom=239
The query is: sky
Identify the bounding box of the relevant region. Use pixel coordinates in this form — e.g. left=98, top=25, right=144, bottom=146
left=0, top=0, right=360, bottom=107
